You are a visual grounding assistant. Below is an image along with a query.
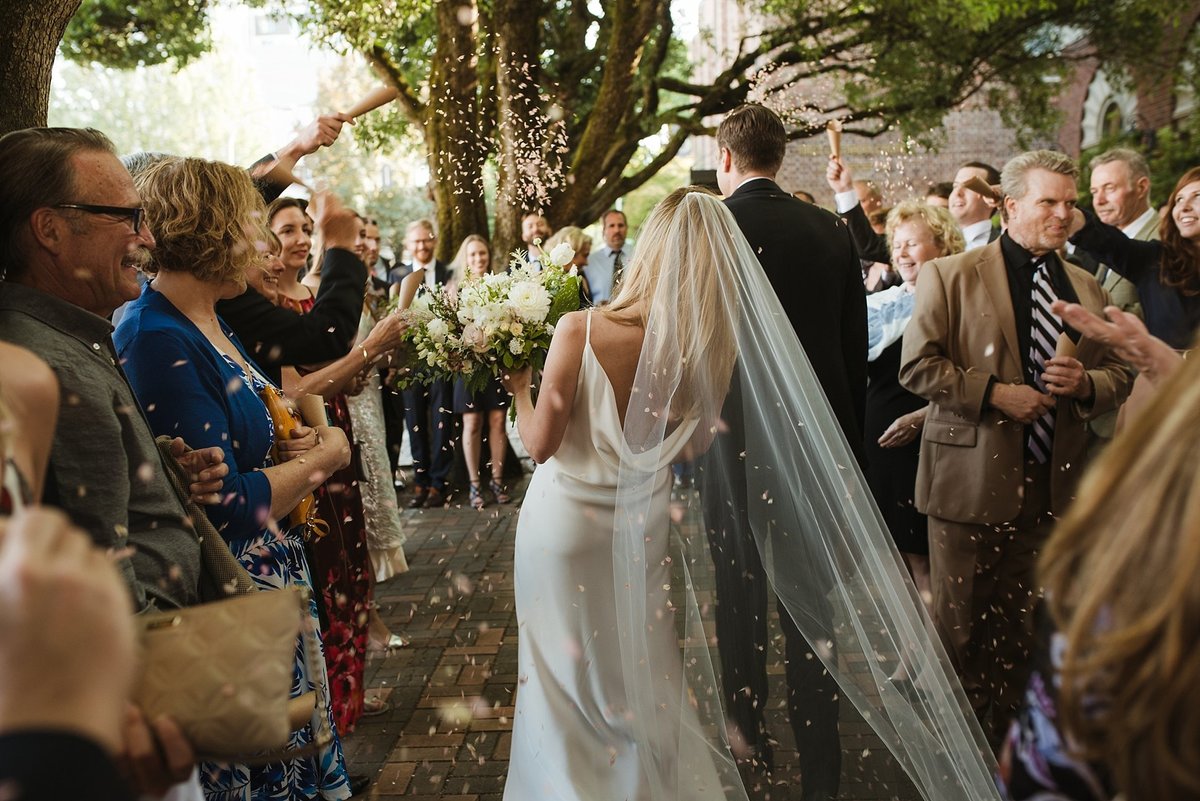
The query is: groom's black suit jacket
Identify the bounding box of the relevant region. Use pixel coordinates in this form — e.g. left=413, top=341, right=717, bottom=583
left=698, top=178, right=868, bottom=787
left=724, top=178, right=868, bottom=456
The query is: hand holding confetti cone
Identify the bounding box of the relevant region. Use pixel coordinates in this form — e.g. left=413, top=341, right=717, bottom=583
left=342, top=85, right=401, bottom=120
left=826, top=120, right=843, bottom=160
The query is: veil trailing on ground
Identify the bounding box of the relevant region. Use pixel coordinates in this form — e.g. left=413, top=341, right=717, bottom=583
left=610, top=188, right=1003, bottom=800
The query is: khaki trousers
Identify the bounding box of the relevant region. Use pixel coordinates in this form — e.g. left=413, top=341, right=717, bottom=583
left=927, top=461, right=1052, bottom=748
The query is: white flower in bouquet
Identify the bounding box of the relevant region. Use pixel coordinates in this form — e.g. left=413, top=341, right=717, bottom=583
left=507, top=281, right=552, bottom=323
left=457, top=281, right=489, bottom=314
left=427, top=317, right=450, bottom=343
left=404, top=291, right=434, bottom=322
left=509, top=338, right=525, bottom=355
left=547, top=241, right=575, bottom=268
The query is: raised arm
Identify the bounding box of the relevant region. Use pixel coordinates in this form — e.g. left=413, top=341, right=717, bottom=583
left=218, top=195, right=366, bottom=369
left=1068, top=208, right=1162, bottom=284
left=247, top=114, right=351, bottom=203
left=826, top=156, right=890, bottom=265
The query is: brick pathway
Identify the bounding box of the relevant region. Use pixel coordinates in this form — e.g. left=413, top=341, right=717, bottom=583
left=343, top=473, right=921, bottom=800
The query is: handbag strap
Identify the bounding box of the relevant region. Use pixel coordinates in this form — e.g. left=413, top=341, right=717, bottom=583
left=153, top=436, right=257, bottom=599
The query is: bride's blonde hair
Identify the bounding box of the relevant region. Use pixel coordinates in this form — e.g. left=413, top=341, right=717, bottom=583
left=1041, top=348, right=1200, bottom=801
left=605, top=187, right=737, bottom=421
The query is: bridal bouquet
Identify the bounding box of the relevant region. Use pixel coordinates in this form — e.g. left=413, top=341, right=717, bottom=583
left=395, top=241, right=581, bottom=393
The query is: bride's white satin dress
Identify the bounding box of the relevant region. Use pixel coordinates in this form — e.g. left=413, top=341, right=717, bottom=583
left=505, top=312, right=724, bottom=801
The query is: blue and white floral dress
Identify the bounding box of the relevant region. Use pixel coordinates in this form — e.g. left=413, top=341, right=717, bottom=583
left=115, top=284, right=350, bottom=801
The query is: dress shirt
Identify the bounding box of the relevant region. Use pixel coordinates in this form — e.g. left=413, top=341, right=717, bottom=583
left=866, top=284, right=916, bottom=361
left=998, top=233, right=1081, bottom=383
left=962, top=219, right=994, bottom=251
left=1120, top=207, right=1157, bottom=238
left=584, top=243, right=634, bottom=304
left=0, top=283, right=202, bottom=611
left=834, top=190, right=859, bottom=214
left=416, top=260, right=437, bottom=289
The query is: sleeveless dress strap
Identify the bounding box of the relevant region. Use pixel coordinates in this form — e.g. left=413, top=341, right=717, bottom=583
left=585, top=308, right=593, bottom=344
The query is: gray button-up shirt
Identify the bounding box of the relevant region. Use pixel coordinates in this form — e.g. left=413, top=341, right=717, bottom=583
left=0, top=282, right=201, bottom=611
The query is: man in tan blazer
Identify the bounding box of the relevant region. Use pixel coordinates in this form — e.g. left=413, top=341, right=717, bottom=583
left=899, top=150, right=1133, bottom=746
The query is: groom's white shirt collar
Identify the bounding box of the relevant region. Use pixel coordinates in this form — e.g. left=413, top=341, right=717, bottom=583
left=735, top=176, right=773, bottom=192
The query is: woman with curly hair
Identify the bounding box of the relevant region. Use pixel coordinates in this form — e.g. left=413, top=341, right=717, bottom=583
left=114, top=157, right=353, bottom=801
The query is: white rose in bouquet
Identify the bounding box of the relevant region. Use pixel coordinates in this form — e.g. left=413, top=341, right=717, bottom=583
left=406, top=291, right=434, bottom=321
left=547, top=241, right=575, bottom=268
left=507, top=281, right=552, bottom=323
left=427, top=317, right=450, bottom=343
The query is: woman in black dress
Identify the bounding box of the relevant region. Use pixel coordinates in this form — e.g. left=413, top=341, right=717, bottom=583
left=864, top=201, right=964, bottom=606
left=448, top=235, right=513, bottom=509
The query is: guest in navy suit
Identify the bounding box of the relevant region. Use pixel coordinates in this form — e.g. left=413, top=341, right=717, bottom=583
left=391, top=219, right=456, bottom=508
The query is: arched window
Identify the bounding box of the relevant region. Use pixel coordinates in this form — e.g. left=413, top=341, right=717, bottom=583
left=1101, top=101, right=1125, bottom=139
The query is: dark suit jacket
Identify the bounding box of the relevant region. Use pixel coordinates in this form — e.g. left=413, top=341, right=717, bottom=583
left=725, top=178, right=869, bottom=457
left=841, top=202, right=890, bottom=265
left=216, top=247, right=367, bottom=385
left=899, top=241, right=1132, bottom=523
left=387, top=260, right=450, bottom=287
left=0, top=731, right=133, bottom=800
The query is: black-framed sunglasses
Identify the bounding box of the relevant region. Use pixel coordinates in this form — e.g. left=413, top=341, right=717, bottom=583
left=53, top=203, right=145, bottom=233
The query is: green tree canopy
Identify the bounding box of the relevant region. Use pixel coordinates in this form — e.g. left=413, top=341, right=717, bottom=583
left=53, top=0, right=1187, bottom=257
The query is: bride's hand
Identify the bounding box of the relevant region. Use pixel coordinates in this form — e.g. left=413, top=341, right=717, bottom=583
left=501, top=365, right=533, bottom=396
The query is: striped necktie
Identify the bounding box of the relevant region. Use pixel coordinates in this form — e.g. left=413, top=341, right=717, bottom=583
left=612, top=249, right=624, bottom=290
left=1027, top=258, right=1061, bottom=464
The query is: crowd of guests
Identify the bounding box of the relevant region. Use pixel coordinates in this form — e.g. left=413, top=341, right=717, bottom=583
left=373, top=204, right=635, bottom=512
left=0, top=113, right=645, bottom=800
left=821, top=143, right=1199, bottom=800
left=0, top=100, right=1198, bottom=801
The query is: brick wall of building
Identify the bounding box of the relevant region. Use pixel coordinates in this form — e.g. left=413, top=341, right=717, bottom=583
left=688, top=0, right=1200, bottom=209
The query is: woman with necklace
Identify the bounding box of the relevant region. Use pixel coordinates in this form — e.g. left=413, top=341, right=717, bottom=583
left=114, top=157, right=354, bottom=801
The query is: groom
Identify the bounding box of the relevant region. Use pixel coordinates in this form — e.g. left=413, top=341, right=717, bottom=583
left=702, top=103, right=867, bottom=800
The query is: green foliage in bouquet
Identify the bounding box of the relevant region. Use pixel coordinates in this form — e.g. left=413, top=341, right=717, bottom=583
left=389, top=242, right=581, bottom=395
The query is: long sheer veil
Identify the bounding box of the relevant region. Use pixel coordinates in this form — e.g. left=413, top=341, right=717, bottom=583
left=609, top=188, right=1002, bottom=800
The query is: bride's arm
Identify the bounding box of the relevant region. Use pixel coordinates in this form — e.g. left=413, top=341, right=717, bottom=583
left=500, top=312, right=586, bottom=463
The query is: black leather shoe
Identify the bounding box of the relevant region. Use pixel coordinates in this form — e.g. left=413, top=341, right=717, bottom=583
left=422, top=487, right=445, bottom=508
left=406, top=486, right=428, bottom=508
left=348, top=773, right=372, bottom=796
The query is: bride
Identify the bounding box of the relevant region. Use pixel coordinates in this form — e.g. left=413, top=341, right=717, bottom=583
left=500, top=188, right=1002, bottom=801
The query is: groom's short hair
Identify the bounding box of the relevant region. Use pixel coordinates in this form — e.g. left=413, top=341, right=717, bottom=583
left=717, top=104, right=786, bottom=175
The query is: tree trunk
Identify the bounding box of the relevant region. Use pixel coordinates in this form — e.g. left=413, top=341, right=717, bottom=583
left=552, top=0, right=663, bottom=225
left=491, top=0, right=544, bottom=262
left=0, top=0, right=82, bottom=135
left=427, top=0, right=489, bottom=264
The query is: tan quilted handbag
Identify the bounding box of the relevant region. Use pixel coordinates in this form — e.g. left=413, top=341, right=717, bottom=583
left=134, top=587, right=326, bottom=763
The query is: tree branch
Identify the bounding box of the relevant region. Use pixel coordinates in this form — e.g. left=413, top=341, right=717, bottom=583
left=367, top=46, right=425, bottom=121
